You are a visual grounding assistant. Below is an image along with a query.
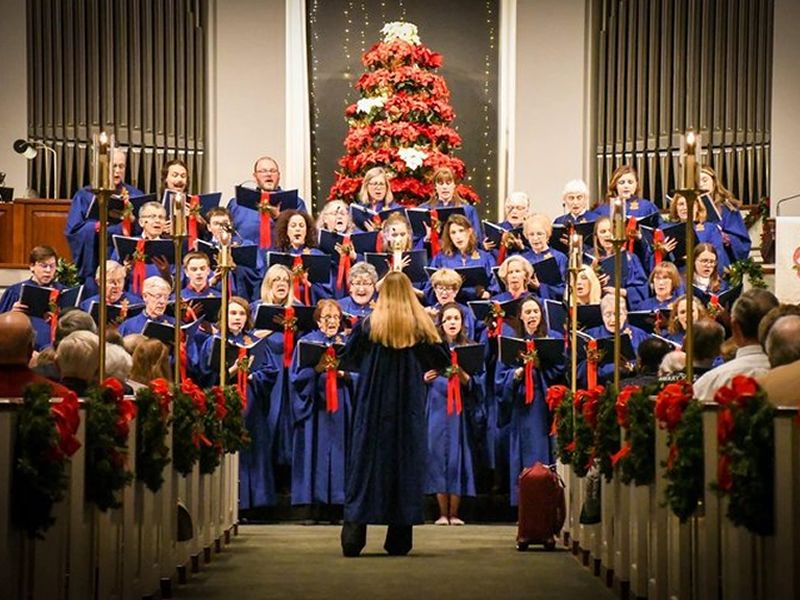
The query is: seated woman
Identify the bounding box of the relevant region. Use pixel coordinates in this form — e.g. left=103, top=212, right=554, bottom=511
left=589, top=216, right=649, bottom=306
left=634, top=261, right=682, bottom=311
left=356, top=166, right=401, bottom=215
left=666, top=294, right=708, bottom=347
left=515, top=214, right=568, bottom=301
left=554, top=179, right=594, bottom=226
left=593, top=165, right=661, bottom=224
left=692, top=243, right=728, bottom=296
left=482, top=191, right=529, bottom=256
left=423, top=268, right=476, bottom=339
left=338, top=261, right=378, bottom=322
left=428, top=214, right=495, bottom=302
left=423, top=303, right=483, bottom=526
left=273, top=209, right=331, bottom=303
left=494, top=296, right=559, bottom=507
left=419, top=166, right=482, bottom=240
left=662, top=193, right=729, bottom=273
left=290, top=299, right=351, bottom=514
left=127, top=338, right=171, bottom=393
left=699, top=165, right=751, bottom=263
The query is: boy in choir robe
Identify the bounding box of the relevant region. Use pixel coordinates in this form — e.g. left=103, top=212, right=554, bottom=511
left=180, top=252, right=221, bottom=299
left=117, top=276, right=174, bottom=336
left=65, top=149, right=143, bottom=285
left=227, top=156, right=307, bottom=245
left=79, top=260, right=142, bottom=312
left=0, top=245, right=64, bottom=351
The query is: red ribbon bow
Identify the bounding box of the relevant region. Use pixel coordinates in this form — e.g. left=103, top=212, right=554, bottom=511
left=587, top=339, right=599, bottom=389
left=372, top=215, right=384, bottom=252
left=653, top=228, right=665, bottom=265
left=132, top=238, right=147, bottom=295
left=325, top=346, right=339, bottom=413
left=259, top=192, right=272, bottom=249
left=50, top=390, right=81, bottom=459
left=336, top=234, right=352, bottom=292
left=487, top=302, right=503, bottom=338
left=283, top=306, right=296, bottom=368
left=46, top=288, right=60, bottom=343
left=429, top=209, right=441, bottom=256
left=446, top=350, right=463, bottom=415
left=291, top=255, right=311, bottom=305
left=188, top=195, right=200, bottom=249
left=625, top=216, right=638, bottom=252
left=236, top=346, right=248, bottom=408
left=121, top=192, right=133, bottom=236
left=524, top=339, right=536, bottom=404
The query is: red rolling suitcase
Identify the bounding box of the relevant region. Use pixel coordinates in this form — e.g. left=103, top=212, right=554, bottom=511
left=515, top=462, right=566, bottom=551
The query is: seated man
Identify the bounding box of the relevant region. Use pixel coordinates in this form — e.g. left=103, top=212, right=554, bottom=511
left=118, top=276, right=174, bottom=336
left=759, top=315, right=800, bottom=406
left=0, top=311, right=70, bottom=396
left=65, top=149, right=143, bottom=285
left=227, top=156, right=306, bottom=246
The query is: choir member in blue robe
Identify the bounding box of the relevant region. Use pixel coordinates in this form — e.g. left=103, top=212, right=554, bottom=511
left=79, top=260, right=142, bottom=312
left=633, top=262, right=681, bottom=312
left=419, top=166, right=482, bottom=240
left=427, top=214, right=495, bottom=302
left=571, top=264, right=603, bottom=307
left=338, top=262, right=378, bottom=323
left=317, top=199, right=359, bottom=299
left=65, top=149, right=143, bottom=284
left=178, top=251, right=221, bottom=299
left=553, top=179, right=595, bottom=226
left=592, top=165, right=661, bottom=225
left=289, top=300, right=352, bottom=509
left=253, top=264, right=302, bottom=477
left=204, top=206, right=262, bottom=301
left=699, top=166, right=751, bottom=263
left=378, top=213, right=428, bottom=296
left=227, top=156, right=306, bottom=245
left=494, top=296, right=558, bottom=506
left=355, top=166, right=404, bottom=217
left=423, top=268, right=476, bottom=339
left=481, top=191, right=529, bottom=256
left=110, top=201, right=175, bottom=288
left=273, top=210, right=332, bottom=303
left=424, top=303, right=483, bottom=525
left=118, top=276, right=174, bottom=336
left=515, top=214, right=568, bottom=301
left=578, top=294, right=651, bottom=387
left=0, top=245, right=64, bottom=351
left=591, top=216, right=650, bottom=307
left=339, top=272, right=450, bottom=557
left=665, top=294, right=708, bottom=347
left=691, top=243, right=729, bottom=297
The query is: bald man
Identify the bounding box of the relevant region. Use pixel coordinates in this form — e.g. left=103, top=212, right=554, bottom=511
left=0, top=312, right=70, bottom=396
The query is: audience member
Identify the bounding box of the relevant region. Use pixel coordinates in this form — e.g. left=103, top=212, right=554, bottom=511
left=0, top=312, right=70, bottom=396
left=56, top=330, right=100, bottom=394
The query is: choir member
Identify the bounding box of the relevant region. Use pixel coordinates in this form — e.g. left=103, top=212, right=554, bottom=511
left=338, top=261, right=378, bottom=321
left=571, top=264, right=602, bottom=306
left=423, top=268, right=476, bottom=339
left=340, top=272, right=449, bottom=557
left=112, top=201, right=173, bottom=285
left=424, top=303, right=482, bottom=526
left=118, top=276, right=173, bottom=336
left=180, top=252, right=220, bottom=298
left=590, top=216, right=649, bottom=306
left=692, top=243, right=728, bottom=295
left=699, top=165, right=751, bottom=263
left=356, top=166, right=401, bottom=214
left=554, top=179, right=594, bottom=226
left=428, top=214, right=495, bottom=301
left=318, top=199, right=357, bottom=299
left=420, top=166, right=482, bottom=238
left=666, top=294, right=708, bottom=347
left=273, top=209, right=331, bottom=302
left=79, top=260, right=142, bottom=312
left=665, top=193, right=729, bottom=273
left=494, top=255, right=533, bottom=302
left=634, top=261, right=681, bottom=311
left=594, top=165, right=661, bottom=224
left=204, top=206, right=263, bottom=301
left=517, top=214, right=568, bottom=300
left=482, top=191, right=529, bottom=254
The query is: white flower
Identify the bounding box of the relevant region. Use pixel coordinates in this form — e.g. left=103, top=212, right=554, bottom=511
left=398, top=147, right=428, bottom=171
left=356, top=96, right=386, bottom=114
left=381, top=21, right=421, bottom=45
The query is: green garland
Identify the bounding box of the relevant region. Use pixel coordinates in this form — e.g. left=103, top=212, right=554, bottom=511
left=12, top=384, right=81, bottom=538
left=85, top=379, right=135, bottom=511
left=199, top=389, right=223, bottom=475
left=615, top=384, right=657, bottom=486
left=172, top=379, right=206, bottom=476
left=217, top=385, right=250, bottom=453
left=135, top=379, right=172, bottom=492
left=724, top=258, right=767, bottom=289
left=713, top=376, right=775, bottom=536
left=546, top=385, right=573, bottom=464
left=55, top=257, right=80, bottom=287
left=571, top=386, right=604, bottom=477
left=594, top=385, right=621, bottom=481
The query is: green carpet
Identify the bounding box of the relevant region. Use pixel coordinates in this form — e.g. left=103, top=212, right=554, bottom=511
left=174, top=524, right=617, bottom=599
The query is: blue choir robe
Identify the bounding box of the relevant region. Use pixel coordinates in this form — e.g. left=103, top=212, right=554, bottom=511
left=593, top=197, right=661, bottom=225
left=719, top=205, right=751, bottom=263
left=692, top=277, right=730, bottom=297
left=425, top=301, right=476, bottom=340
left=577, top=324, right=650, bottom=388
left=353, top=200, right=404, bottom=232
left=0, top=278, right=64, bottom=351
left=633, top=294, right=677, bottom=312
left=553, top=211, right=595, bottom=226
left=180, top=285, right=221, bottom=300
left=199, top=234, right=263, bottom=302
left=424, top=361, right=484, bottom=497
left=594, top=250, right=650, bottom=307
left=340, top=318, right=450, bottom=525
left=515, top=247, right=568, bottom=301
left=257, top=329, right=295, bottom=467
left=79, top=290, right=142, bottom=312
left=65, top=183, right=143, bottom=283
left=109, top=236, right=175, bottom=290
left=427, top=249, right=497, bottom=303
left=494, top=334, right=554, bottom=506
left=428, top=199, right=483, bottom=240
left=289, top=329, right=352, bottom=505
left=277, top=246, right=333, bottom=303
left=647, top=222, right=730, bottom=275
left=338, top=295, right=375, bottom=320
left=227, top=188, right=307, bottom=246
left=117, top=310, right=174, bottom=337
left=667, top=331, right=685, bottom=347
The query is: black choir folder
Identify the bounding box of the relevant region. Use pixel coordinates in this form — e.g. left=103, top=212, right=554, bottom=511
left=691, top=283, right=742, bottom=310
left=113, top=235, right=176, bottom=265
left=235, top=186, right=299, bottom=212
left=482, top=221, right=525, bottom=248
left=449, top=343, right=485, bottom=375
left=583, top=252, right=629, bottom=288
left=626, top=309, right=671, bottom=334
left=543, top=300, right=602, bottom=334
left=530, top=256, right=562, bottom=286
left=253, top=303, right=317, bottom=333
left=89, top=301, right=145, bottom=326
left=162, top=191, right=222, bottom=219
left=318, top=229, right=380, bottom=256
left=365, top=250, right=428, bottom=282
left=266, top=252, right=331, bottom=284
left=498, top=336, right=564, bottom=368
left=640, top=222, right=696, bottom=266
left=550, top=220, right=596, bottom=255
left=20, top=284, right=84, bottom=318
left=85, top=193, right=155, bottom=222
left=468, top=297, right=523, bottom=322
left=208, top=334, right=269, bottom=369
left=297, top=340, right=346, bottom=369
left=195, top=240, right=259, bottom=270
left=575, top=331, right=635, bottom=365
left=406, top=206, right=465, bottom=237
left=142, top=319, right=200, bottom=345
left=350, top=204, right=406, bottom=230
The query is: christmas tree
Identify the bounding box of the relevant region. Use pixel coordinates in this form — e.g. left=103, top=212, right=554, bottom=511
left=328, top=22, right=480, bottom=206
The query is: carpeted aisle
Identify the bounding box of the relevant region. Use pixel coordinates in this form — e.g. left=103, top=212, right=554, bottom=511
left=174, top=524, right=616, bottom=600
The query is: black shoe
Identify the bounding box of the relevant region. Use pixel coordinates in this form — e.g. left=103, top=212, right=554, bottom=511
left=384, top=525, right=413, bottom=556
left=341, top=522, right=367, bottom=557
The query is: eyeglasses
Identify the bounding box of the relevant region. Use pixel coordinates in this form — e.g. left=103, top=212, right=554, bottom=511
left=34, top=261, right=57, bottom=271
left=140, top=213, right=165, bottom=221
left=434, top=285, right=456, bottom=293
left=350, top=280, right=374, bottom=288
left=697, top=258, right=716, bottom=265
left=320, top=314, right=341, bottom=321
left=144, top=292, right=169, bottom=301
left=367, top=181, right=387, bottom=187
left=256, top=168, right=279, bottom=175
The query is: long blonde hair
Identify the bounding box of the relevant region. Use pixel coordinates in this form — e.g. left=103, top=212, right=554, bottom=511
left=369, top=272, right=441, bottom=348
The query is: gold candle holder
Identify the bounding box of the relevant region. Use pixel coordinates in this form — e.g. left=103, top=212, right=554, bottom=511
left=92, top=131, right=115, bottom=381
left=679, top=131, right=701, bottom=382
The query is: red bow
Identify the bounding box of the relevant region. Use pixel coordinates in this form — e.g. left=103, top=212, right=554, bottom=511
left=325, top=346, right=339, bottom=413
left=188, top=195, right=200, bottom=249
left=611, top=441, right=632, bottom=466
left=487, top=302, right=503, bottom=338
left=587, top=339, right=599, bottom=389
left=283, top=306, right=296, bottom=368
left=132, top=238, right=147, bottom=295
left=121, top=193, right=133, bottom=236
left=336, top=234, right=352, bottom=291
left=291, top=255, right=311, bottom=305
left=236, top=346, right=248, bottom=407
left=446, top=350, right=463, bottom=415
left=653, top=228, right=665, bottom=265
left=625, top=216, right=638, bottom=252
left=524, top=339, right=536, bottom=404
left=178, top=334, right=187, bottom=383
left=259, top=192, right=272, bottom=249
left=46, top=288, right=60, bottom=343
left=372, top=215, right=384, bottom=252
left=429, top=209, right=441, bottom=256
left=212, top=386, right=228, bottom=420
left=50, top=390, right=81, bottom=459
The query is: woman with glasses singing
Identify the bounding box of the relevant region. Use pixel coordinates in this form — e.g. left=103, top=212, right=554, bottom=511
left=514, top=214, right=568, bottom=301
left=692, top=243, right=728, bottom=295
left=357, top=167, right=402, bottom=213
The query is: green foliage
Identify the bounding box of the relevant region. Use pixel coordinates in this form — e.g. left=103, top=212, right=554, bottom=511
left=724, top=258, right=767, bottom=289
left=618, top=385, right=657, bottom=486
left=135, top=386, right=171, bottom=492
left=219, top=386, right=250, bottom=454
left=172, top=389, right=202, bottom=476
left=594, top=386, right=621, bottom=482
left=55, top=258, right=79, bottom=287
left=554, top=392, right=574, bottom=465
left=663, top=400, right=704, bottom=522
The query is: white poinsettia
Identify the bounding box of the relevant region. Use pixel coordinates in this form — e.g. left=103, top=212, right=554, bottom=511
left=380, top=22, right=420, bottom=45
left=398, top=147, right=428, bottom=171
left=356, top=96, right=387, bottom=114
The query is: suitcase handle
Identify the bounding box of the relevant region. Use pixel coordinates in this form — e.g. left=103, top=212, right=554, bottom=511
left=545, top=463, right=566, bottom=489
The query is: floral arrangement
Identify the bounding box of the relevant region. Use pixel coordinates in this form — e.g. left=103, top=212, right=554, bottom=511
left=215, top=385, right=249, bottom=454
left=329, top=22, right=480, bottom=206
left=613, top=384, right=657, bottom=486
left=546, top=385, right=574, bottom=464
left=172, top=379, right=210, bottom=476
left=85, top=378, right=136, bottom=511
left=724, top=258, right=767, bottom=289
left=655, top=381, right=704, bottom=522
left=571, top=385, right=605, bottom=477
left=12, top=384, right=81, bottom=538
left=135, top=378, right=172, bottom=492
left=593, top=385, right=621, bottom=481
left=713, top=375, right=775, bottom=535
left=55, top=257, right=79, bottom=287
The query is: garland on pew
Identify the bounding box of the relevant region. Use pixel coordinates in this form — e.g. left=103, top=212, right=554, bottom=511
left=546, top=385, right=573, bottom=464
left=12, top=384, right=81, bottom=539
left=571, top=385, right=604, bottom=477
left=172, top=378, right=209, bottom=476
left=713, top=375, right=775, bottom=536
left=613, top=384, right=657, bottom=486
left=135, top=378, right=172, bottom=492
left=594, top=385, right=621, bottom=481
left=215, top=385, right=250, bottom=454
left=85, top=378, right=136, bottom=511
left=655, top=382, right=703, bottom=522
left=199, top=387, right=225, bottom=475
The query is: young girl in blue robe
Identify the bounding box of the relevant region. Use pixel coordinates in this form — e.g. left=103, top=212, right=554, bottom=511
left=589, top=216, right=650, bottom=307
left=699, top=166, right=751, bottom=263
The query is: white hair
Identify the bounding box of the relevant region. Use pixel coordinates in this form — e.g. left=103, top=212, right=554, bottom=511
left=143, top=276, right=171, bottom=294
left=562, top=179, right=589, bottom=197
left=56, top=330, right=100, bottom=381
